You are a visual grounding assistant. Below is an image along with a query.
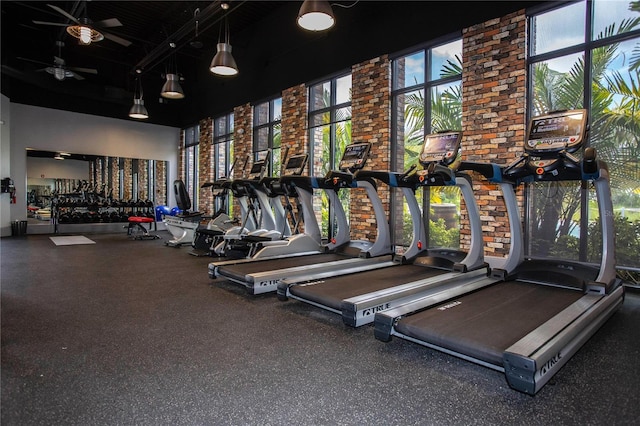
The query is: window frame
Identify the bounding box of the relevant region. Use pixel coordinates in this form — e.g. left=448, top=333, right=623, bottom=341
left=390, top=34, right=463, bottom=250
left=252, top=96, right=282, bottom=176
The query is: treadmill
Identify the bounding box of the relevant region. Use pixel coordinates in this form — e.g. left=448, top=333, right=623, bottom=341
left=374, top=109, right=624, bottom=395
left=209, top=142, right=395, bottom=295
left=277, top=131, right=493, bottom=326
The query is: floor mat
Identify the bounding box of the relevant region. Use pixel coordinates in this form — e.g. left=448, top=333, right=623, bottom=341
left=49, top=236, right=96, bottom=246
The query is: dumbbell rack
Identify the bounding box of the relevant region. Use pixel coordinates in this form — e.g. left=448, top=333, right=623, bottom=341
left=52, top=197, right=156, bottom=234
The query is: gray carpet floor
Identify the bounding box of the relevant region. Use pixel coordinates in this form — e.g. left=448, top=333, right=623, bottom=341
left=2, top=232, right=639, bottom=425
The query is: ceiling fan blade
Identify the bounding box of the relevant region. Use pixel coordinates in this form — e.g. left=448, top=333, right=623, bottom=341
left=18, top=57, right=50, bottom=67
left=32, top=20, right=68, bottom=27
left=102, top=31, right=132, bottom=47
left=47, top=4, right=79, bottom=24
left=68, top=66, right=98, bottom=74
left=94, top=18, right=123, bottom=28
left=70, top=72, right=85, bottom=81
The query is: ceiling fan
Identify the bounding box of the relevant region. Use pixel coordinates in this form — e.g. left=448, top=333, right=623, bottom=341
left=20, top=41, right=98, bottom=81
left=33, top=2, right=132, bottom=47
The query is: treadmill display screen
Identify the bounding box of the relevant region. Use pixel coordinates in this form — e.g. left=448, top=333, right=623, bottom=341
left=526, top=110, right=587, bottom=154
left=248, top=161, right=265, bottom=178
left=283, top=154, right=308, bottom=176
left=419, top=132, right=462, bottom=165
left=339, top=143, right=371, bottom=170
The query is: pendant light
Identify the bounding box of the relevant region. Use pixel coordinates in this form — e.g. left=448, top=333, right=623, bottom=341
left=297, top=0, right=335, bottom=31
left=161, top=42, right=185, bottom=99
left=210, top=15, right=238, bottom=76
left=129, top=76, right=148, bottom=120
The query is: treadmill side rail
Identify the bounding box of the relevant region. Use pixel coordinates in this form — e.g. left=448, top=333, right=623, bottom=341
left=342, top=267, right=489, bottom=327
left=373, top=275, right=500, bottom=340
left=503, top=285, right=624, bottom=394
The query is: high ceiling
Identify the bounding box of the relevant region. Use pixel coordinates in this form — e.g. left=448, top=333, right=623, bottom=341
left=1, top=1, right=545, bottom=128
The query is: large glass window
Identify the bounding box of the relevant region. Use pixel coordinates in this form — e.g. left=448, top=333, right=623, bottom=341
left=253, top=97, right=282, bottom=176
left=391, top=38, right=463, bottom=252
left=183, top=125, right=199, bottom=210
left=528, top=0, right=640, bottom=281
left=308, top=73, right=352, bottom=237
left=212, top=112, right=234, bottom=214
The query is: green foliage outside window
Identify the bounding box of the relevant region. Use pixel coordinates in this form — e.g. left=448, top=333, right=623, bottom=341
left=530, top=8, right=640, bottom=280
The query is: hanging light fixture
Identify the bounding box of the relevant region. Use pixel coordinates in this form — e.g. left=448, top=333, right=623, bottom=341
left=297, top=0, right=335, bottom=31
left=209, top=14, right=238, bottom=76
left=161, top=42, right=185, bottom=99
left=129, top=76, right=149, bottom=120
left=67, top=19, right=104, bottom=45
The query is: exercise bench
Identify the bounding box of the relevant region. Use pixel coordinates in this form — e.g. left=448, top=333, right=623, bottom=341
left=127, top=216, right=160, bottom=240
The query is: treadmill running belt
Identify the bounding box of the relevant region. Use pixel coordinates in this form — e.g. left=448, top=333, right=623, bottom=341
left=395, top=281, right=583, bottom=366
left=290, top=264, right=445, bottom=311
left=220, top=253, right=351, bottom=280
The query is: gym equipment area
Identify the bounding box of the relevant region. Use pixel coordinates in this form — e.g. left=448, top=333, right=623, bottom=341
left=3, top=1, right=640, bottom=423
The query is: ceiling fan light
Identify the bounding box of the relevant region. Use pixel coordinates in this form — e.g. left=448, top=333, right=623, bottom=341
left=79, top=26, right=92, bottom=44
left=161, top=73, right=185, bottom=99
left=66, top=24, right=104, bottom=45
left=53, top=153, right=65, bottom=160
left=210, top=43, right=238, bottom=76
left=297, top=0, right=335, bottom=31
left=129, top=99, right=149, bottom=119
left=53, top=67, right=66, bottom=81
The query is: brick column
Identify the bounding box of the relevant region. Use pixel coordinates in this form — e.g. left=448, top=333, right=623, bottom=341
left=282, top=84, right=308, bottom=161
left=199, top=117, right=213, bottom=214
left=233, top=103, right=253, bottom=218
left=138, top=159, right=148, bottom=200
left=351, top=55, right=391, bottom=241
left=461, top=11, right=527, bottom=256
left=123, top=157, right=132, bottom=201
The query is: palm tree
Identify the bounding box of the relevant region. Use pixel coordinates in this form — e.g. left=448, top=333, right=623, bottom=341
left=531, top=16, right=640, bottom=268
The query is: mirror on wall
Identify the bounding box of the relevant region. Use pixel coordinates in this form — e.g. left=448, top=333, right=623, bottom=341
left=26, top=149, right=168, bottom=216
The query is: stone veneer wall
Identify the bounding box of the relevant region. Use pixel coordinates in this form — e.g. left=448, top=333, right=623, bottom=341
left=232, top=103, right=253, bottom=218
left=461, top=10, right=527, bottom=256
left=181, top=10, right=529, bottom=252
left=281, top=84, right=308, bottom=160
left=350, top=55, right=391, bottom=241
left=198, top=117, right=213, bottom=214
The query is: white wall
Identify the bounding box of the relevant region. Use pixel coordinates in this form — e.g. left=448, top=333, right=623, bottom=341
left=5, top=103, right=180, bottom=236
left=0, top=95, right=11, bottom=236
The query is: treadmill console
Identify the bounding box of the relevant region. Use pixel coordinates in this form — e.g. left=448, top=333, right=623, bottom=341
left=248, top=160, right=266, bottom=180
left=282, top=154, right=309, bottom=176
left=338, top=143, right=372, bottom=171
left=419, top=131, right=462, bottom=166
left=526, top=109, right=587, bottom=155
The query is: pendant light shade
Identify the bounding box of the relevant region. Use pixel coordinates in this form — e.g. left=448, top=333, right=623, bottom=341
left=297, top=0, right=335, bottom=31
left=210, top=42, right=238, bottom=76
left=129, top=99, right=148, bottom=120
left=210, top=14, right=238, bottom=77
left=161, top=73, right=185, bottom=99
left=129, top=77, right=149, bottom=119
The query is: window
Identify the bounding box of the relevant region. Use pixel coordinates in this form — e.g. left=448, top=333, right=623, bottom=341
left=183, top=125, right=199, bottom=210
left=528, top=0, right=640, bottom=278
left=308, top=73, right=352, bottom=237
left=391, top=38, right=463, bottom=251
left=253, top=97, right=282, bottom=175
left=212, top=112, right=234, bottom=214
